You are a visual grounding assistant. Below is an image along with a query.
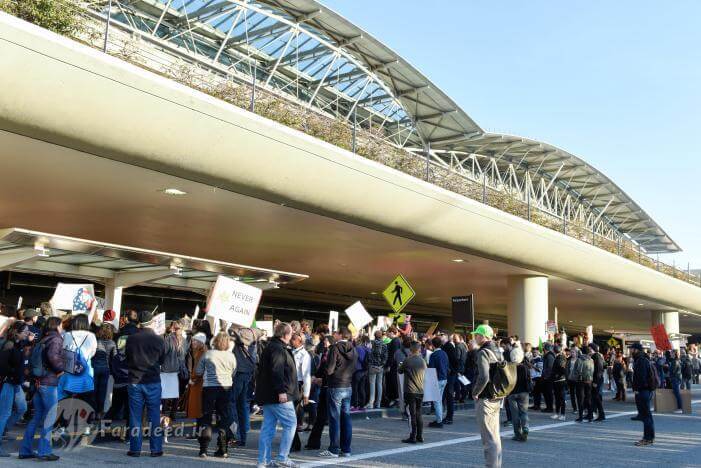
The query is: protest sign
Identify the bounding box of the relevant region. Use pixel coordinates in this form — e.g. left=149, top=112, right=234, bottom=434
left=546, top=320, right=558, bottom=335
left=586, top=325, right=593, bottom=345
left=425, top=322, right=440, bottom=336
left=345, top=301, right=372, bottom=330
left=206, top=276, right=263, bottom=328
left=328, top=311, right=339, bottom=333
left=50, top=283, right=95, bottom=314
left=257, top=320, right=273, bottom=338
left=399, top=368, right=441, bottom=403
left=149, top=312, right=166, bottom=335
left=0, top=316, right=14, bottom=337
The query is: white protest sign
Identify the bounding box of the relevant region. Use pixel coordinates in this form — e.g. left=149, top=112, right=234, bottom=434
left=345, top=301, right=372, bottom=330
left=257, top=320, right=273, bottom=338
left=0, top=316, right=15, bottom=337
left=16, top=296, right=22, bottom=309
left=191, top=305, right=200, bottom=327
left=328, top=311, right=339, bottom=333
left=51, top=283, right=95, bottom=314
left=149, top=312, right=166, bottom=335
left=586, top=325, right=593, bottom=344
left=398, top=367, right=441, bottom=403
left=206, top=276, right=263, bottom=328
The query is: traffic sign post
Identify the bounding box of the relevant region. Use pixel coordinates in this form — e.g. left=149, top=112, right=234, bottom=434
left=382, top=274, right=415, bottom=314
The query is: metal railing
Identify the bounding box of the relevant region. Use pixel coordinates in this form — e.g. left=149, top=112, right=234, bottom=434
left=4, top=0, right=699, bottom=288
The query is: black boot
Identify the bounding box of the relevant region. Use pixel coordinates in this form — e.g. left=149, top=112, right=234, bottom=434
left=214, top=435, right=229, bottom=458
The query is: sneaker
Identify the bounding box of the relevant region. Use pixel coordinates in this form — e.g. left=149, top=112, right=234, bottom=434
left=550, top=414, right=560, bottom=420
left=199, top=452, right=208, bottom=458
left=416, top=436, right=424, bottom=443
left=558, top=415, right=566, bottom=421
left=443, top=419, right=453, bottom=425
left=674, top=409, right=683, bottom=414
left=275, top=460, right=300, bottom=468
left=635, top=439, right=653, bottom=447
left=126, top=451, right=140, bottom=457
left=318, top=450, right=338, bottom=458
left=340, top=453, right=351, bottom=458
left=150, top=452, right=163, bottom=457
left=402, top=438, right=416, bottom=444
left=38, top=454, right=60, bottom=461
left=502, top=420, right=512, bottom=427
left=428, top=421, right=443, bottom=428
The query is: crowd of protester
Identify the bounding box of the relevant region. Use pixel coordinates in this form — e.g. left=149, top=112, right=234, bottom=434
left=0, top=301, right=697, bottom=467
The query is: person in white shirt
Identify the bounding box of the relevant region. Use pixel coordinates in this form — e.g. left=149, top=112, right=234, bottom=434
left=291, top=332, right=311, bottom=452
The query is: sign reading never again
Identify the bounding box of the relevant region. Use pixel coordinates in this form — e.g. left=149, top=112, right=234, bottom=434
left=206, top=275, right=263, bottom=328
left=382, top=274, right=415, bottom=314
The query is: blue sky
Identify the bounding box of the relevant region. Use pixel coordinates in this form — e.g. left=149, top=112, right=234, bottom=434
left=321, top=0, right=701, bottom=268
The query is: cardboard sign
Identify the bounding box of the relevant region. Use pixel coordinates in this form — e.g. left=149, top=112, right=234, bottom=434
left=650, top=323, right=672, bottom=351
left=0, top=316, right=15, bottom=337
left=328, top=311, right=339, bottom=333
left=546, top=320, right=558, bottom=335
left=257, top=320, right=273, bottom=338
left=345, top=301, right=373, bottom=330
left=426, top=322, right=440, bottom=336
left=206, top=276, right=263, bottom=328
left=149, top=312, right=166, bottom=335
left=50, top=283, right=95, bottom=313
left=585, top=325, right=593, bottom=345
left=399, top=367, right=441, bottom=403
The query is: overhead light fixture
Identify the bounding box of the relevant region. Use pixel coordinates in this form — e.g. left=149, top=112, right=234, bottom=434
left=683, top=314, right=689, bottom=317
left=576, top=288, right=583, bottom=291
left=638, top=303, right=645, bottom=306
left=452, top=259, right=465, bottom=263
left=568, top=320, right=573, bottom=323
left=161, top=188, right=187, bottom=196
left=370, top=292, right=378, bottom=295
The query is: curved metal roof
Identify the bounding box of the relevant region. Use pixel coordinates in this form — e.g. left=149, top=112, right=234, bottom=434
left=87, top=0, right=679, bottom=253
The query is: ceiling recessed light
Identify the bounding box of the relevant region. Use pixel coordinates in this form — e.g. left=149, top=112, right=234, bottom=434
left=568, top=320, right=573, bottom=323
left=576, top=288, right=583, bottom=291
left=370, top=292, right=378, bottom=295
left=452, top=259, right=465, bottom=263
left=638, top=303, right=645, bottom=306
left=161, top=188, right=187, bottom=196
left=683, top=314, right=689, bottom=317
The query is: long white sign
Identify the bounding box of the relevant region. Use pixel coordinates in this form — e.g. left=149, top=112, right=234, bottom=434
left=206, top=276, right=263, bottom=328
left=50, top=283, right=95, bottom=314
left=149, top=312, right=166, bottom=335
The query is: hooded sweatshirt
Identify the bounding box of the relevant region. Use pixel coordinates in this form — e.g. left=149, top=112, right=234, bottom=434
left=325, top=340, right=358, bottom=388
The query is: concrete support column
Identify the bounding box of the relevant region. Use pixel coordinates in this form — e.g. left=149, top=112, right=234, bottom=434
left=104, top=279, right=123, bottom=328
left=507, top=275, right=549, bottom=346
left=652, top=310, right=680, bottom=350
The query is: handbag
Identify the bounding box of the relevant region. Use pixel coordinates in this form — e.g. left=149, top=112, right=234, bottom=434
left=63, top=335, right=88, bottom=375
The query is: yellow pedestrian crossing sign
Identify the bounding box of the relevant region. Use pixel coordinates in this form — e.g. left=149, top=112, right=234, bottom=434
left=608, top=337, right=620, bottom=348
left=382, top=274, right=415, bottom=314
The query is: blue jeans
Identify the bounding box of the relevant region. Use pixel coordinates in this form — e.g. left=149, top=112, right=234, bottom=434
left=635, top=390, right=655, bottom=441
left=20, top=385, right=57, bottom=457
left=327, top=387, right=352, bottom=455
left=127, top=382, right=163, bottom=454
left=230, top=372, right=251, bottom=443
left=258, top=402, right=296, bottom=464
left=0, top=383, right=27, bottom=441
left=434, top=380, right=447, bottom=423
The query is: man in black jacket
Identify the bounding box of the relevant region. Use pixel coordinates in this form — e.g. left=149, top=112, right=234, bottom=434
left=589, top=343, right=606, bottom=422
left=255, top=322, right=299, bottom=467
left=319, top=327, right=357, bottom=458
left=125, top=310, right=166, bottom=458
left=541, top=343, right=555, bottom=412
left=631, top=343, right=655, bottom=446
left=441, top=334, right=459, bottom=424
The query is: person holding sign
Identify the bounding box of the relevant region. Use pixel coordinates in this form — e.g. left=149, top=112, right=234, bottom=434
left=398, top=341, right=426, bottom=444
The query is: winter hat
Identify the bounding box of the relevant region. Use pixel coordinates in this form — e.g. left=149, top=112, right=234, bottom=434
left=193, top=332, right=207, bottom=345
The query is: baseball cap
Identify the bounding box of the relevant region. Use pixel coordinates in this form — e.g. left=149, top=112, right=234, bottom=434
left=138, top=309, right=153, bottom=325
left=473, top=324, right=494, bottom=339
left=630, top=343, right=643, bottom=352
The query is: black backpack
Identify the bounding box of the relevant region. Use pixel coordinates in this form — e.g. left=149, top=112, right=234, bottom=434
left=682, top=359, right=693, bottom=380
left=482, top=348, right=517, bottom=399
left=30, top=341, right=48, bottom=378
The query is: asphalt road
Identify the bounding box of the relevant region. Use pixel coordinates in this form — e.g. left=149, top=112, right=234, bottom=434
left=3, top=387, right=701, bottom=467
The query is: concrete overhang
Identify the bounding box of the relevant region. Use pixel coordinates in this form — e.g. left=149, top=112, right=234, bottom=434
left=1, top=13, right=701, bottom=317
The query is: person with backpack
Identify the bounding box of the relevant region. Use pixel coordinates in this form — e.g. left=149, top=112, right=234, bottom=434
left=574, top=346, right=594, bottom=423
left=507, top=342, right=531, bottom=442
left=365, top=330, right=387, bottom=410
left=630, top=343, right=655, bottom=446
left=19, top=316, right=65, bottom=461
left=472, top=324, right=512, bottom=468
left=60, top=313, right=98, bottom=430
left=550, top=345, right=567, bottom=421
left=0, top=321, right=30, bottom=457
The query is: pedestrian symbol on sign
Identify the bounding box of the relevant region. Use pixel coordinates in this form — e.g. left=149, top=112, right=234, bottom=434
left=382, top=274, right=415, bottom=314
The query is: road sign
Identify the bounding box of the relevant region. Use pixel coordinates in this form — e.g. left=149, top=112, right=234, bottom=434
left=607, top=337, right=620, bottom=348
left=382, top=274, right=415, bottom=314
